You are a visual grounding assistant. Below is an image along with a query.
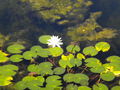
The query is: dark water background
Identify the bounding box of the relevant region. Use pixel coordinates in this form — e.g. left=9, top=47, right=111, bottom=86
left=0, top=0, right=120, bottom=55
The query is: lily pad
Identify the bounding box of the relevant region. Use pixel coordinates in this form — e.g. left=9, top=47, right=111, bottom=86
left=78, top=86, right=91, bottom=90
left=46, top=75, right=62, bottom=89
left=23, top=51, right=37, bottom=60
left=66, top=45, right=80, bottom=53
left=53, top=67, right=65, bottom=75
left=0, top=75, right=13, bottom=86
left=0, top=65, right=18, bottom=76
left=7, top=44, right=25, bottom=54
left=111, top=86, right=120, bottom=90
left=100, top=72, right=115, bottom=81
left=14, top=76, right=44, bottom=90
left=10, top=54, right=23, bottom=62
left=48, top=47, right=63, bottom=57
left=93, top=83, right=108, bottom=90
left=83, top=46, right=98, bottom=56
left=38, top=35, right=51, bottom=44
left=95, top=42, right=110, bottom=52
left=66, top=84, right=78, bottom=90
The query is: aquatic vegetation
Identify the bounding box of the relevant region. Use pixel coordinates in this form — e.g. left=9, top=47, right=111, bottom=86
left=67, top=12, right=117, bottom=41
left=22, top=0, right=92, bottom=24
left=0, top=33, right=10, bottom=48
left=0, top=35, right=120, bottom=90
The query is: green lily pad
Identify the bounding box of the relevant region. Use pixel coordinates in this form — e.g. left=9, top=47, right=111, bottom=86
left=93, top=83, right=108, bottom=90
left=37, top=48, right=50, bottom=58
left=0, top=55, right=9, bottom=63
left=48, top=47, right=63, bottom=57
left=78, top=86, right=91, bottom=90
left=38, top=35, right=51, bottom=44
left=95, top=42, right=110, bottom=52
left=106, top=56, right=120, bottom=63
left=53, top=67, right=65, bottom=75
left=10, top=54, right=23, bottom=62
left=59, top=59, right=73, bottom=68
left=30, top=45, right=43, bottom=52
left=46, top=75, right=62, bottom=89
left=14, top=76, right=44, bottom=90
left=63, top=73, right=89, bottom=85
left=111, top=86, right=120, bottom=90
left=28, top=62, right=53, bottom=76
left=63, top=73, right=74, bottom=83
left=7, top=44, right=25, bottom=54
left=90, top=66, right=105, bottom=73
left=77, top=53, right=85, bottom=60
left=66, top=45, right=80, bottom=53
left=0, top=65, right=18, bottom=76
left=66, top=84, right=78, bottom=90
left=23, top=51, right=37, bottom=60
left=70, top=58, right=82, bottom=67
left=83, top=46, right=98, bottom=56
left=0, top=75, right=13, bottom=86
left=100, top=72, right=115, bottom=81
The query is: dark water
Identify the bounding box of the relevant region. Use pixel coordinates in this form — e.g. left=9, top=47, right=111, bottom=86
left=91, top=0, right=120, bottom=29
left=0, top=0, right=120, bottom=55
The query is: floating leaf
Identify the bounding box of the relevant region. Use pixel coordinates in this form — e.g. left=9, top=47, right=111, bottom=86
left=63, top=73, right=74, bottom=83
left=70, top=58, right=82, bottom=67
left=103, top=63, right=120, bottom=76
left=27, top=64, right=39, bottom=73
left=66, top=45, right=80, bottom=53
left=0, top=55, right=9, bottom=63
left=111, top=86, right=120, bottom=90
left=46, top=75, right=62, bottom=89
left=95, top=42, right=110, bottom=52
left=37, top=48, right=50, bottom=57
left=30, top=45, right=43, bottom=52
left=59, top=59, right=73, bottom=68
left=90, top=66, right=105, bottom=73
left=7, top=44, right=25, bottom=54
left=66, top=84, right=78, bottom=90
left=23, top=51, right=37, bottom=60
left=61, top=54, right=74, bottom=61
left=63, top=73, right=89, bottom=85
left=77, top=53, right=85, bottom=60
left=10, top=55, right=23, bottom=62
left=53, top=67, right=65, bottom=75
left=106, top=56, right=120, bottom=63
left=14, top=76, right=44, bottom=90
left=0, top=65, right=18, bottom=76
left=93, top=83, right=108, bottom=90
left=78, top=86, right=91, bottom=90
left=38, top=35, right=51, bottom=44
left=28, top=62, right=53, bottom=76
left=74, top=73, right=89, bottom=85
left=85, top=58, right=102, bottom=68
left=85, top=58, right=100, bottom=63
left=0, top=75, right=13, bottom=86
left=0, top=50, right=9, bottom=56
left=83, top=46, right=98, bottom=56
left=100, top=72, right=115, bottom=81
left=48, top=47, right=63, bottom=57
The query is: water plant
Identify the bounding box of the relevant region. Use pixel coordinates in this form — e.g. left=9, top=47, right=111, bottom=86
left=0, top=35, right=120, bottom=90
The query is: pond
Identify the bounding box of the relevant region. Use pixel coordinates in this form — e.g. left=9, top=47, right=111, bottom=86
left=0, top=0, right=120, bottom=90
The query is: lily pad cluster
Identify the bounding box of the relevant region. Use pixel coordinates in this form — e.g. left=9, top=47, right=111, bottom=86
left=0, top=65, right=18, bottom=86
left=8, top=35, right=63, bottom=62
left=0, top=35, right=120, bottom=90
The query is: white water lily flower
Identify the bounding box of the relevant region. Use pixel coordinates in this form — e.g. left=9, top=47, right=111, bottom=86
left=47, top=35, right=63, bottom=48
